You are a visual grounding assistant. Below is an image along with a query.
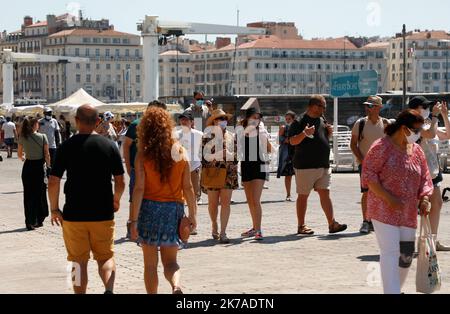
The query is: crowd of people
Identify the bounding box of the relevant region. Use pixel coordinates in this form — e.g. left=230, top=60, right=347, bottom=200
left=1, top=91, right=449, bottom=295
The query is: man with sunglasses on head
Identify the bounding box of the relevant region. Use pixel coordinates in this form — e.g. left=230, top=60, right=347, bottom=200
left=351, top=95, right=390, bottom=234
left=185, top=91, right=212, bottom=132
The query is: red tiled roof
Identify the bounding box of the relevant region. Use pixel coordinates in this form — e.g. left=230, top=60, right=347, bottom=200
left=49, top=28, right=138, bottom=38
left=361, top=42, right=389, bottom=49
left=237, top=35, right=358, bottom=50
left=406, top=31, right=450, bottom=40
left=28, top=21, right=47, bottom=28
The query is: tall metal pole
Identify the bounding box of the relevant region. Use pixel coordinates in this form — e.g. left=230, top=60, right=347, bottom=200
left=402, top=24, right=407, bottom=109
left=204, top=34, right=207, bottom=94
left=176, top=35, right=179, bottom=98
left=446, top=42, right=449, bottom=93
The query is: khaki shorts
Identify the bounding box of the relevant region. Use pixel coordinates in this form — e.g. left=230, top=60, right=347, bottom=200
left=63, top=220, right=115, bottom=262
left=295, top=168, right=332, bottom=195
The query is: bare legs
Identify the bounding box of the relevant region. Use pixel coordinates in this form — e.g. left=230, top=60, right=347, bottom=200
left=296, top=189, right=335, bottom=227
left=70, top=258, right=116, bottom=294
left=207, top=189, right=232, bottom=236
left=285, top=176, right=293, bottom=198
left=142, top=245, right=181, bottom=294
left=243, top=180, right=265, bottom=231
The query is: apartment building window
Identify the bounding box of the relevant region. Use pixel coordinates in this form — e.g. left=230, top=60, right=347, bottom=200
left=392, top=43, right=396, bottom=49
left=117, top=75, right=121, bottom=83
left=96, top=75, right=101, bottom=83
left=75, top=48, right=80, bottom=56
left=265, top=63, right=270, bottom=69
left=113, top=38, right=120, bottom=44
left=95, top=49, right=100, bottom=57
left=85, top=49, right=90, bottom=57
left=135, top=49, right=140, bottom=58
left=106, top=75, right=111, bottom=83
left=103, top=38, right=111, bottom=44
left=76, top=74, right=81, bottom=83
left=96, top=64, right=100, bottom=70
left=308, top=64, right=314, bottom=70
left=86, top=74, right=91, bottom=83
left=125, top=49, right=130, bottom=57
left=432, top=73, right=441, bottom=80
left=424, top=51, right=429, bottom=57
left=256, top=63, right=262, bottom=69
left=106, top=49, right=110, bottom=57
left=423, top=62, right=431, bottom=69
left=115, top=49, right=120, bottom=57
left=106, top=64, right=111, bottom=70
left=392, top=53, right=396, bottom=59
left=255, top=50, right=263, bottom=56
left=433, top=51, right=439, bottom=57
left=116, top=64, right=121, bottom=70
left=83, top=38, right=91, bottom=43
left=76, top=63, right=81, bottom=70
left=432, top=62, right=441, bottom=70
left=136, top=75, right=141, bottom=83
left=392, top=64, right=396, bottom=71
left=86, top=63, right=91, bottom=71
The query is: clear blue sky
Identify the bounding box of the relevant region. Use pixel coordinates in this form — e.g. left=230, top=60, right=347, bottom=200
left=1, top=0, right=449, bottom=39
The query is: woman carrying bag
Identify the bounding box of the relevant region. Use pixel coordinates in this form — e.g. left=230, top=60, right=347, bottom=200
left=362, top=109, right=434, bottom=294
left=130, top=107, right=197, bottom=294
left=17, top=116, right=51, bottom=231
left=201, top=109, right=238, bottom=244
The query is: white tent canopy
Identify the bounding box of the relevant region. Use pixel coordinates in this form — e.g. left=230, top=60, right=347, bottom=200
left=49, top=88, right=106, bottom=112
left=8, top=105, right=45, bottom=116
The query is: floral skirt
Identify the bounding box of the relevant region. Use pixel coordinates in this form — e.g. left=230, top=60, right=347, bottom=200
left=137, top=199, right=185, bottom=247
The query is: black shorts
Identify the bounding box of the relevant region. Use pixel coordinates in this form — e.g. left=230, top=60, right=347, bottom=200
left=358, top=164, right=369, bottom=193
left=241, top=161, right=269, bottom=183
left=432, top=172, right=443, bottom=187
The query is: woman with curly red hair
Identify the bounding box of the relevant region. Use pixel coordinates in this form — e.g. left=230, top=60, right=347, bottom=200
left=130, top=106, right=197, bottom=294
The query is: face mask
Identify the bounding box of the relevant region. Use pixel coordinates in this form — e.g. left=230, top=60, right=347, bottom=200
left=420, top=109, right=430, bottom=120
left=286, top=122, right=292, bottom=127
left=45, top=115, right=52, bottom=121
left=218, top=120, right=228, bottom=129
left=248, top=119, right=260, bottom=127
left=406, top=128, right=421, bottom=144
left=196, top=100, right=204, bottom=107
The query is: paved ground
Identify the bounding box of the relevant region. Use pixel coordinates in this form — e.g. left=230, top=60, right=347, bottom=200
left=0, top=155, right=449, bottom=294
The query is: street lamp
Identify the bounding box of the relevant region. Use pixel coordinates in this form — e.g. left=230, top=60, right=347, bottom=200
left=439, top=39, right=450, bottom=93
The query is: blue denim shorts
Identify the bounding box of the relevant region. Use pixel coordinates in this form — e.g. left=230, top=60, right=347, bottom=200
left=137, top=199, right=185, bottom=247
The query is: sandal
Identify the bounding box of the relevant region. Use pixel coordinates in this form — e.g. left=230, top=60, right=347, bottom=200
left=297, top=225, right=315, bottom=235
left=241, top=228, right=256, bottom=238
left=329, top=221, right=347, bottom=234
left=219, top=234, right=230, bottom=244
left=212, top=232, right=220, bottom=240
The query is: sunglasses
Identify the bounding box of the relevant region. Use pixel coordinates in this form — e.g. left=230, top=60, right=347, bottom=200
left=215, top=117, right=227, bottom=121
left=196, top=98, right=204, bottom=101
left=408, top=127, right=422, bottom=135
left=365, top=104, right=378, bottom=109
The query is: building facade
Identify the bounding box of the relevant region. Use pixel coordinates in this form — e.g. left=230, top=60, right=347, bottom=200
left=388, top=30, right=450, bottom=93
left=43, top=28, right=143, bottom=103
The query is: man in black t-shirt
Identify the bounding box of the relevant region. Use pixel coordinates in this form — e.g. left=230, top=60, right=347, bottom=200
left=289, top=95, right=347, bottom=236
left=48, top=104, right=125, bottom=294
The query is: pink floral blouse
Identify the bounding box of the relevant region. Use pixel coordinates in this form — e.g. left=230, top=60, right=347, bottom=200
left=362, top=137, right=433, bottom=229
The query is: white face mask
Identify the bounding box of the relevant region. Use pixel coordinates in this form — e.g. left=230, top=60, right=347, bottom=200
left=218, top=120, right=228, bottom=129
left=45, top=115, right=52, bottom=121
left=420, top=109, right=430, bottom=120
left=248, top=119, right=260, bottom=127
left=406, top=128, right=421, bottom=144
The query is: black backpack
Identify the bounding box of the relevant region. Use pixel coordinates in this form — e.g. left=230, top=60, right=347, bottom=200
left=358, top=117, right=390, bottom=141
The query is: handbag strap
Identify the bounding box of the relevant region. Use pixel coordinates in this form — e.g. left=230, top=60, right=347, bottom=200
left=29, top=133, right=45, bottom=159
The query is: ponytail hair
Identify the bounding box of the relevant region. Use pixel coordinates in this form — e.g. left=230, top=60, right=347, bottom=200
left=21, top=116, right=38, bottom=139
left=385, top=109, right=424, bottom=136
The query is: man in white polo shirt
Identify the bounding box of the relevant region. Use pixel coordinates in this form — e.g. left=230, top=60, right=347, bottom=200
left=351, top=95, right=390, bottom=234
left=1, top=117, right=18, bottom=159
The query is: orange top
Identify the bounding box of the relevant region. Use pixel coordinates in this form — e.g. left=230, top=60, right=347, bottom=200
left=143, top=159, right=188, bottom=203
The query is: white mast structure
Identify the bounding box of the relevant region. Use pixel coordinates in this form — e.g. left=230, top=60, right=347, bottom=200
left=138, top=16, right=266, bottom=102
left=1, top=49, right=88, bottom=108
